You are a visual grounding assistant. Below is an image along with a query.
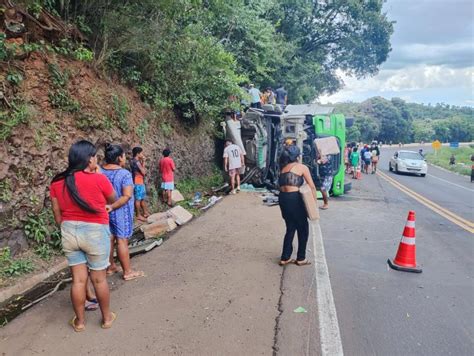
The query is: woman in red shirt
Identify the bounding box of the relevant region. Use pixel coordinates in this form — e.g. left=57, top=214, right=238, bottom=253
left=50, top=140, right=117, bottom=332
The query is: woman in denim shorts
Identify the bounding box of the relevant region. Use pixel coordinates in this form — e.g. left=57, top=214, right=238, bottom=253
left=50, top=140, right=117, bottom=332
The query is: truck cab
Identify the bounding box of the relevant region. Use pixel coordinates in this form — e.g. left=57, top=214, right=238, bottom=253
left=224, top=103, right=350, bottom=195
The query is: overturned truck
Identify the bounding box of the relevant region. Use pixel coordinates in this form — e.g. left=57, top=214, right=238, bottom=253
left=225, top=104, right=351, bottom=196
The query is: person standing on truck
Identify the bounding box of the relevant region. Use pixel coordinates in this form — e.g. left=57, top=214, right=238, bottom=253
left=223, top=139, right=245, bottom=194
left=275, top=85, right=288, bottom=106
left=248, top=84, right=262, bottom=109
left=278, top=145, right=317, bottom=266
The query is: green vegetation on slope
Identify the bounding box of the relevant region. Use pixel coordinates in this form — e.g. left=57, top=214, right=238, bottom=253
left=16, top=0, right=393, bottom=122
left=425, top=146, right=474, bottom=176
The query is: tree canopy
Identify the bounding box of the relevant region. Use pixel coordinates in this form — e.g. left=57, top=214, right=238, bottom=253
left=335, top=97, right=474, bottom=143
left=19, top=0, right=394, bottom=121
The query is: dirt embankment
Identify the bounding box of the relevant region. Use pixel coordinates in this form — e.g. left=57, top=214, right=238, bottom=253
left=0, top=51, right=218, bottom=255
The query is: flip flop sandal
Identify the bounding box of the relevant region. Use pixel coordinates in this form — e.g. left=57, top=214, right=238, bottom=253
left=123, top=270, right=145, bottom=281
left=70, top=316, right=85, bottom=332
left=320, top=206, right=329, bottom=210
left=106, top=268, right=122, bottom=276
left=101, top=312, right=117, bottom=329
left=85, top=299, right=99, bottom=311
left=296, top=259, right=312, bottom=266
left=279, top=259, right=295, bottom=266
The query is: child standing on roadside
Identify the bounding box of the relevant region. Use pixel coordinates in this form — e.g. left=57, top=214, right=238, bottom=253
left=159, top=148, right=176, bottom=206
left=350, top=147, right=360, bottom=179
left=130, top=147, right=150, bottom=222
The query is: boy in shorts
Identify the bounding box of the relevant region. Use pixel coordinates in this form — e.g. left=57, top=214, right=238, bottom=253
left=131, top=147, right=150, bottom=221
left=223, top=139, right=244, bottom=194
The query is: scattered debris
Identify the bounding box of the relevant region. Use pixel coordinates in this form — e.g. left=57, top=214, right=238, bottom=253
left=263, top=195, right=279, bottom=206
left=239, top=183, right=268, bottom=192
left=201, top=196, right=222, bottom=210
left=293, top=306, right=308, bottom=313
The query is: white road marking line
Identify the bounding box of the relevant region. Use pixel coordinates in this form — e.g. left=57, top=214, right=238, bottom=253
left=427, top=173, right=474, bottom=192
left=310, top=220, right=344, bottom=356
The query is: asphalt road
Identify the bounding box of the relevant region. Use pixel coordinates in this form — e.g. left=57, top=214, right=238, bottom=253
left=0, top=145, right=472, bottom=355
left=320, top=144, right=474, bottom=355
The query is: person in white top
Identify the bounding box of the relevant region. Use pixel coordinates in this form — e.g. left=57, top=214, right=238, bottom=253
left=223, top=140, right=245, bottom=194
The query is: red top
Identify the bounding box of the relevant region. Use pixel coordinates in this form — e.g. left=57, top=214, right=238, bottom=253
left=159, top=157, right=175, bottom=183
left=50, top=171, right=114, bottom=224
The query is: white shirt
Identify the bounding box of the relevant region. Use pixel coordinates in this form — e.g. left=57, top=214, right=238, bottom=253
left=223, top=144, right=243, bottom=170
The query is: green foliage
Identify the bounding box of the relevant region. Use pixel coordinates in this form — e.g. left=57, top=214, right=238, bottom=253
left=0, top=102, right=32, bottom=141
left=24, top=211, right=62, bottom=260
left=47, top=64, right=80, bottom=113
left=75, top=113, right=104, bottom=131
left=425, top=146, right=473, bottom=176
left=177, top=168, right=224, bottom=199
left=0, top=247, right=34, bottom=277
left=24, top=213, right=49, bottom=245
left=73, top=45, right=94, bottom=62
left=135, top=118, right=149, bottom=144
left=111, top=94, right=130, bottom=132
left=159, top=122, right=173, bottom=137
left=47, top=0, right=392, bottom=119
left=0, top=33, right=7, bottom=60
left=6, top=71, right=23, bottom=86
left=0, top=178, right=13, bottom=202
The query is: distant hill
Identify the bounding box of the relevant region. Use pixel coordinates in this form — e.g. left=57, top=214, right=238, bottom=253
left=333, top=97, right=473, bottom=143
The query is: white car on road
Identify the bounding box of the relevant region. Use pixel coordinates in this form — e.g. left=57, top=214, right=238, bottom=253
left=389, top=150, right=427, bottom=177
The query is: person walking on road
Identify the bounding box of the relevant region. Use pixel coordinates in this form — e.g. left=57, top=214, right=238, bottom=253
left=223, top=139, right=244, bottom=194
left=102, top=144, right=145, bottom=281
left=50, top=140, right=117, bottom=332
left=248, top=84, right=262, bottom=109
left=278, top=145, right=317, bottom=266
left=371, top=143, right=380, bottom=174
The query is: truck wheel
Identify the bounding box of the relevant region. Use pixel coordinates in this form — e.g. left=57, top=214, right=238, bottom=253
left=420, top=174, right=426, bottom=177
left=389, top=163, right=393, bottom=172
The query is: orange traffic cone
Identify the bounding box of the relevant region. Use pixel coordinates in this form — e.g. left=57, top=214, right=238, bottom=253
left=387, top=211, right=422, bottom=273
left=356, top=167, right=362, bottom=179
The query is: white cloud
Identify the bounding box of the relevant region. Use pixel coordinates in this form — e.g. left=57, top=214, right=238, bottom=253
left=319, top=65, right=474, bottom=105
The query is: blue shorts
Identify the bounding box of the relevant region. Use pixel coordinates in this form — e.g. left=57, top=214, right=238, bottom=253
left=161, top=182, right=174, bottom=190
left=134, top=184, right=146, bottom=200
left=61, top=221, right=111, bottom=270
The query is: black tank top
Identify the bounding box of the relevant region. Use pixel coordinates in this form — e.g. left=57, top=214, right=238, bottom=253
left=279, top=165, right=304, bottom=187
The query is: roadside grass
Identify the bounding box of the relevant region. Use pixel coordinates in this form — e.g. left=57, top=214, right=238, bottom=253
left=425, top=146, right=474, bottom=176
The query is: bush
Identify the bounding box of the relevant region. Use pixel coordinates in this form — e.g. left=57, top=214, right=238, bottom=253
left=0, top=102, right=32, bottom=141
left=0, top=247, right=34, bottom=278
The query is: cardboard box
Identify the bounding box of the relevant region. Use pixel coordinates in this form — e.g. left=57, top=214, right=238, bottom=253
left=314, top=137, right=340, bottom=156
left=169, top=206, right=193, bottom=225
left=299, top=184, right=319, bottom=221
left=143, top=218, right=177, bottom=239
left=171, top=190, right=185, bottom=204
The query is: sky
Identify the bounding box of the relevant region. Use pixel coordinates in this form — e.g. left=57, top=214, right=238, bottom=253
left=319, top=0, right=474, bottom=106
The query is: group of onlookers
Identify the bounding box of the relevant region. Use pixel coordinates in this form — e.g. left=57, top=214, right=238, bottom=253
left=246, top=84, right=288, bottom=109
left=50, top=141, right=176, bottom=332
left=345, top=142, right=380, bottom=178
